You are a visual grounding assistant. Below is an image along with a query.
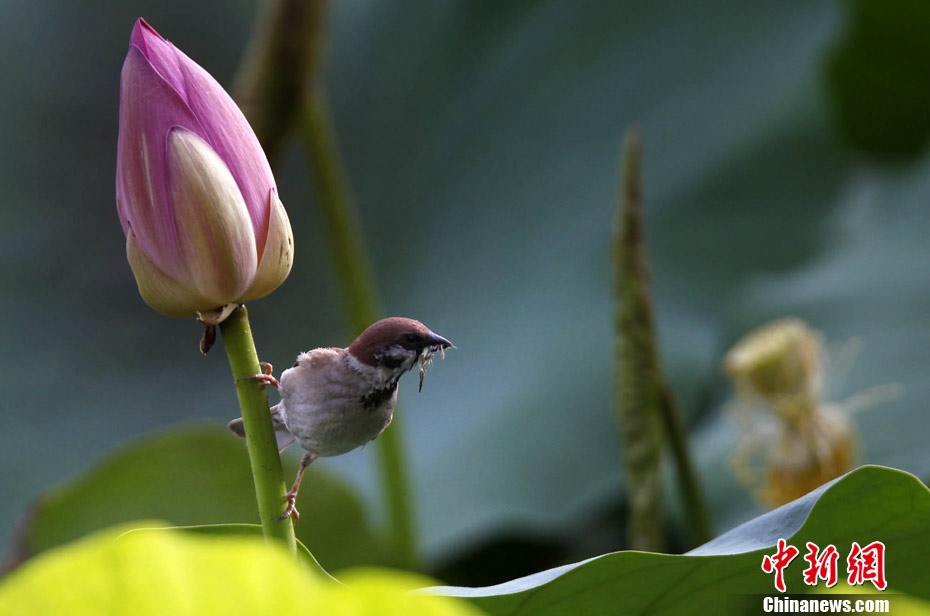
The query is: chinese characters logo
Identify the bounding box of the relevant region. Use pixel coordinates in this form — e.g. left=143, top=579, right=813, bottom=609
left=761, top=539, right=886, bottom=592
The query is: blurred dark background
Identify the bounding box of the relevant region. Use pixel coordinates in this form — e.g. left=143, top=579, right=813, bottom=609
left=4, top=0, right=930, bottom=583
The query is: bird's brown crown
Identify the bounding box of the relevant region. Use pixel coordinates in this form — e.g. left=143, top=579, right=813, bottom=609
left=347, top=317, right=434, bottom=367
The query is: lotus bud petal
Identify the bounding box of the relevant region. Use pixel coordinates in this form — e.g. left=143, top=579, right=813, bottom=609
left=125, top=233, right=211, bottom=317
left=116, top=19, right=293, bottom=318
left=242, top=189, right=294, bottom=302
left=167, top=128, right=257, bottom=305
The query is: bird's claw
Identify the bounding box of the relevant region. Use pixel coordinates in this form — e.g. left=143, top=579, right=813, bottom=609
left=277, top=492, right=300, bottom=521
left=250, top=374, right=279, bottom=388
left=248, top=361, right=279, bottom=388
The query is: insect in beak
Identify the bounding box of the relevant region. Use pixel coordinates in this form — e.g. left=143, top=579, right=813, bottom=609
left=418, top=332, right=454, bottom=391
left=418, top=350, right=432, bottom=392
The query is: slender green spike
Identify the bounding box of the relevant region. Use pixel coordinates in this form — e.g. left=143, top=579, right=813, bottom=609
left=614, top=128, right=712, bottom=550
left=614, top=128, right=665, bottom=551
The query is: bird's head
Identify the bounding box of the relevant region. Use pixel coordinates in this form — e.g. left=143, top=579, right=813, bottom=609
left=348, top=317, right=453, bottom=390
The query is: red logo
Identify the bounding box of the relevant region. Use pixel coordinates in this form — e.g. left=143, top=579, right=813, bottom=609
left=801, top=542, right=839, bottom=588
left=846, top=541, right=887, bottom=591
left=761, top=539, right=799, bottom=593
left=761, top=540, right=887, bottom=592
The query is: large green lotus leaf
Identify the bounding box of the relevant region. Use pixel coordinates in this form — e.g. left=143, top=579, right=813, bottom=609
left=826, top=0, right=930, bottom=159
left=698, top=149, right=930, bottom=536
left=121, top=523, right=337, bottom=581
left=317, top=0, right=892, bottom=556
left=11, top=426, right=393, bottom=571
left=6, top=0, right=930, bottom=570
left=426, top=466, right=930, bottom=614
left=0, top=526, right=482, bottom=616
left=317, top=0, right=930, bottom=559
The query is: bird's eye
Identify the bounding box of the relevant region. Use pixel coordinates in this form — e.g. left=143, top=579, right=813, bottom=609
left=405, top=334, right=418, bottom=343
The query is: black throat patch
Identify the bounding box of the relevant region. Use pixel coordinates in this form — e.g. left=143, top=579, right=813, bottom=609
left=360, top=381, right=398, bottom=410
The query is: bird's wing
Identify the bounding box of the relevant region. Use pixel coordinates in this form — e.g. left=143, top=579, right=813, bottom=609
left=279, top=347, right=347, bottom=402
left=289, top=346, right=345, bottom=371
left=226, top=403, right=295, bottom=452
left=270, top=404, right=296, bottom=451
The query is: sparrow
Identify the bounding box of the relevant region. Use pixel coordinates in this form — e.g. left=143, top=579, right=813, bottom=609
left=228, top=317, right=453, bottom=521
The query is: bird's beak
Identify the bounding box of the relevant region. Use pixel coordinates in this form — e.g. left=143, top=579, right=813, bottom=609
left=427, top=332, right=454, bottom=350
left=418, top=331, right=453, bottom=392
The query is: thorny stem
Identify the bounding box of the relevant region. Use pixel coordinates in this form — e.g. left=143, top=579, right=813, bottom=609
left=219, top=306, right=297, bottom=553
left=614, top=128, right=712, bottom=550
left=298, top=92, right=419, bottom=570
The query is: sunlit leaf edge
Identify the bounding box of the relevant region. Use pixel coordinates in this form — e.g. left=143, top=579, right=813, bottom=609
left=424, top=465, right=929, bottom=614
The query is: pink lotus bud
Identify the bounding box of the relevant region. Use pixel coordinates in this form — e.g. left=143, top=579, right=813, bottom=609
left=116, top=19, right=293, bottom=317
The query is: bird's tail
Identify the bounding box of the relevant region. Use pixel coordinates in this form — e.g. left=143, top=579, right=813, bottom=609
left=227, top=404, right=296, bottom=452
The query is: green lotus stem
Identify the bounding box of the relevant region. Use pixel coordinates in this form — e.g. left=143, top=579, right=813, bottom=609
left=660, top=385, right=712, bottom=545
left=614, top=128, right=712, bottom=550
left=298, top=91, right=419, bottom=569
left=233, top=0, right=328, bottom=164
left=219, top=305, right=297, bottom=554
left=299, top=94, right=380, bottom=328
left=233, top=0, right=418, bottom=569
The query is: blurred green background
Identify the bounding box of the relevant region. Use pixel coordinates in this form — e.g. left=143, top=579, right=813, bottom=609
left=3, top=0, right=930, bottom=583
